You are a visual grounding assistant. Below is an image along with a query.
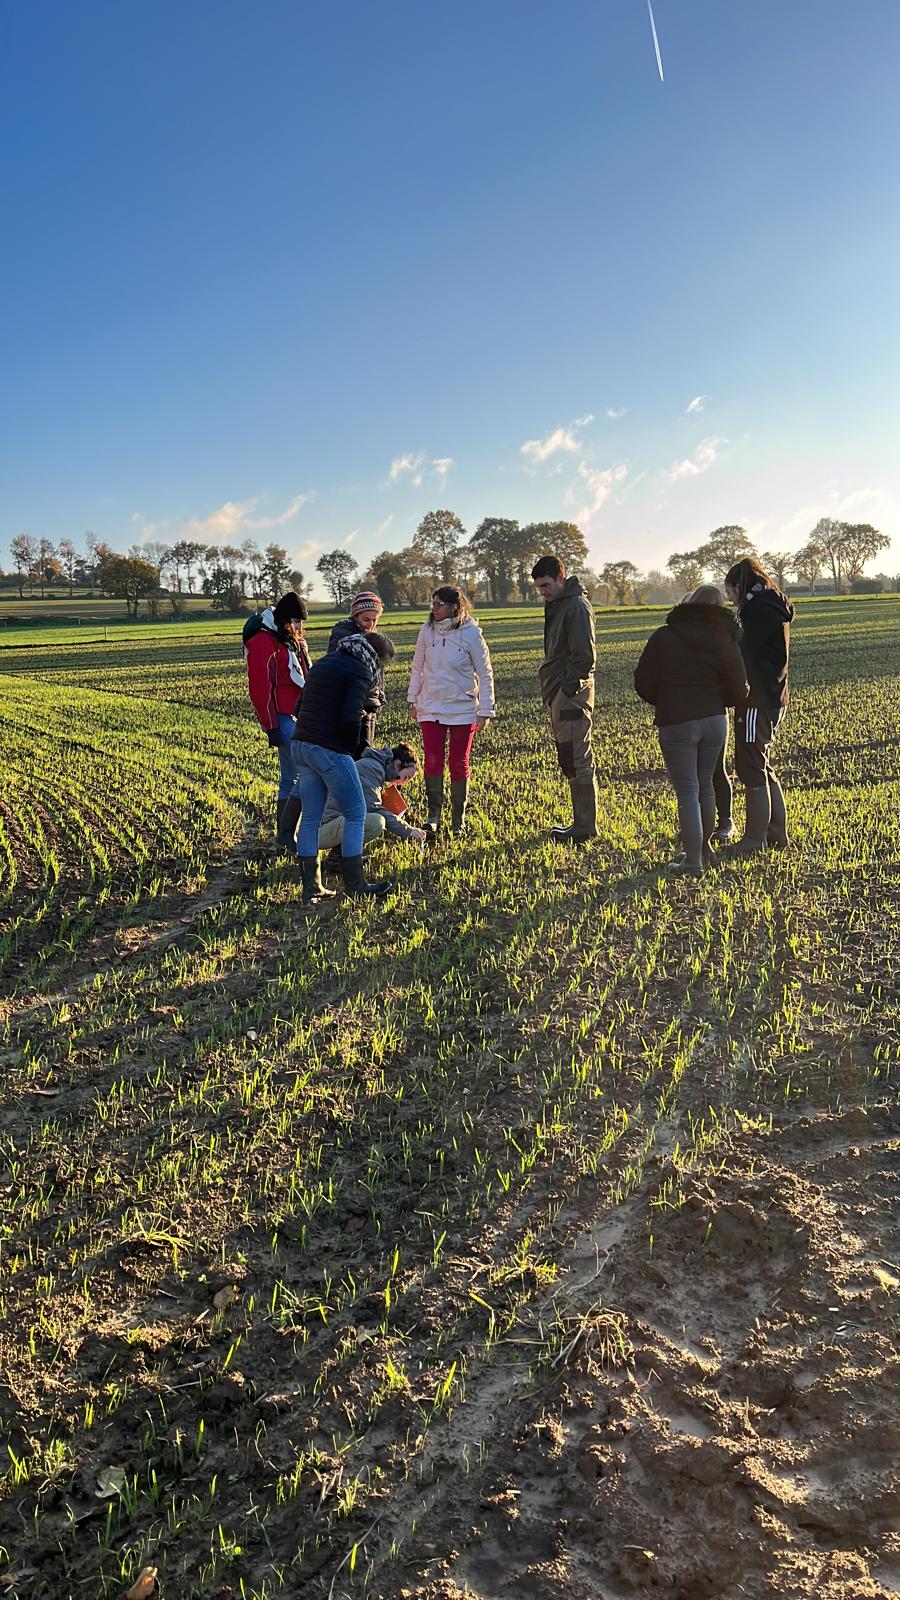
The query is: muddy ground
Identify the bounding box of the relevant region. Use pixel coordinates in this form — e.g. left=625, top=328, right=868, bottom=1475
left=383, top=1096, right=900, bottom=1600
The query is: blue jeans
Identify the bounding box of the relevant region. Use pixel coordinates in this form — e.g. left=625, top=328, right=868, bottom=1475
left=275, top=714, right=298, bottom=800
left=293, top=742, right=366, bottom=858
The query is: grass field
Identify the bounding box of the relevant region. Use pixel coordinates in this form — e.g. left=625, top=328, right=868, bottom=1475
left=1, top=599, right=899, bottom=1599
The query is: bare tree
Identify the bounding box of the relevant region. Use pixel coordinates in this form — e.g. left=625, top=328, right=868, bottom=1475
left=140, top=542, right=173, bottom=588
left=810, top=518, right=846, bottom=593
left=10, top=533, right=37, bottom=597
left=793, top=542, right=825, bottom=595
left=58, top=538, right=79, bottom=597
left=762, top=550, right=794, bottom=590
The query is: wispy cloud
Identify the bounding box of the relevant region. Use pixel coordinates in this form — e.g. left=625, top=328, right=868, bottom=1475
left=386, top=453, right=454, bottom=489
left=521, top=413, right=594, bottom=470
left=606, top=406, right=627, bottom=420
left=564, top=461, right=628, bottom=527
left=132, top=493, right=312, bottom=546
left=781, top=485, right=898, bottom=541
left=685, top=395, right=708, bottom=414
left=388, top=452, right=426, bottom=488
left=375, top=514, right=395, bottom=538
left=668, top=437, right=725, bottom=482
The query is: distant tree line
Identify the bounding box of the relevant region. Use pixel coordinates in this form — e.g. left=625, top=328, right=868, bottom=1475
left=1, top=533, right=306, bottom=617
left=314, top=511, right=894, bottom=608
left=2, top=512, right=895, bottom=618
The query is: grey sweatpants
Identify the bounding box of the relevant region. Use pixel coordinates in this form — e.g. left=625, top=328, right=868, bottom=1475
left=658, top=715, right=727, bottom=866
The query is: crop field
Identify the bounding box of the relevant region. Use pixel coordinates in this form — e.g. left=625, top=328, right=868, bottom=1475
left=1, top=598, right=899, bottom=1600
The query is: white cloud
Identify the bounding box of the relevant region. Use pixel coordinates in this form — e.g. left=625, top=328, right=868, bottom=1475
left=132, top=493, right=312, bottom=547
left=376, top=514, right=395, bottom=537
left=781, top=485, right=897, bottom=542
left=606, top=407, right=627, bottom=419
left=564, top=460, right=629, bottom=527
left=387, top=453, right=455, bottom=489
left=686, top=395, right=708, bottom=414
left=521, top=413, right=594, bottom=469
left=388, top=452, right=426, bottom=488
left=668, top=437, right=725, bottom=482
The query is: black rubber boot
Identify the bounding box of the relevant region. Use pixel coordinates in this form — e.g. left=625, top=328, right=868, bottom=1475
left=729, top=787, right=771, bottom=855
left=549, top=779, right=577, bottom=843
left=450, top=778, right=469, bottom=836
left=276, top=795, right=302, bottom=851
left=340, top=854, right=394, bottom=899
left=300, top=855, right=335, bottom=904
left=550, top=778, right=598, bottom=844
left=424, top=776, right=444, bottom=839
left=766, top=776, right=790, bottom=849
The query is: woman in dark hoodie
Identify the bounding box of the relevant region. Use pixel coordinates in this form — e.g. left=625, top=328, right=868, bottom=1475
left=724, top=557, right=794, bottom=853
left=634, top=586, right=749, bottom=875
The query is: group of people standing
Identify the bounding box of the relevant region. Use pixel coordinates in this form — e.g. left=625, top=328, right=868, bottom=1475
left=245, top=551, right=793, bottom=900
left=245, top=584, right=499, bottom=902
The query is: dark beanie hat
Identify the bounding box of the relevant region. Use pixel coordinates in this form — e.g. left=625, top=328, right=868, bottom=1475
left=273, top=590, right=308, bottom=625
left=366, top=631, right=395, bottom=662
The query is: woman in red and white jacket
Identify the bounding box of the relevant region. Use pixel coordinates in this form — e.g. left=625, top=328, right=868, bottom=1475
left=244, top=591, right=311, bottom=847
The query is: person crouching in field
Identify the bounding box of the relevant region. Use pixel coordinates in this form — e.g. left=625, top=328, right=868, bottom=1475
left=318, top=743, right=427, bottom=870
left=328, top=591, right=386, bottom=753
left=291, top=632, right=396, bottom=902
left=407, top=586, right=495, bottom=838
left=244, top=591, right=311, bottom=850
left=724, top=557, right=794, bottom=853
left=531, top=555, right=599, bottom=844
left=634, top=586, right=748, bottom=875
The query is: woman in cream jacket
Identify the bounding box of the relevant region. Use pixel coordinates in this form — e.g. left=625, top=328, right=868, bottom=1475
left=407, top=585, right=495, bottom=836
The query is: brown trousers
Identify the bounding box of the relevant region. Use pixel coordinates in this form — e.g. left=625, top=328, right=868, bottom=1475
left=549, top=685, right=597, bottom=782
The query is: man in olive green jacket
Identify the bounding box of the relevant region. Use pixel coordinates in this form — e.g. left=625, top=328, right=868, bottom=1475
left=532, top=554, right=599, bottom=842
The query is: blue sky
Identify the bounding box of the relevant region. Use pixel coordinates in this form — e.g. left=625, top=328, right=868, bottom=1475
left=2, top=0, right=898, bottom=591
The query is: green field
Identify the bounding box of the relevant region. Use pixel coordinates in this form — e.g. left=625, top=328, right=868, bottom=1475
left=1, top=599, right=899, bottom=1599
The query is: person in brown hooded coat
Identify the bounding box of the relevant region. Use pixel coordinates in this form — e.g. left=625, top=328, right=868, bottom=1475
left=634, top=586, right=749, bottom=874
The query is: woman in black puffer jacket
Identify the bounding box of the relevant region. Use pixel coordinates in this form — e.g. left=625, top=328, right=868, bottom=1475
left=291, top=633, right=396, bottom=902
left=634, top=586, right=748, bottom=874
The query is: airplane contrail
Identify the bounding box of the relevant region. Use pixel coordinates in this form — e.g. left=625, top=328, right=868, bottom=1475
left=647, top=0, right=665, bottom=82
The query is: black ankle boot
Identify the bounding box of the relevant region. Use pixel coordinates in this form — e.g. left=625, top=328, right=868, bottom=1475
left=340, top=854, right=394, bottom=899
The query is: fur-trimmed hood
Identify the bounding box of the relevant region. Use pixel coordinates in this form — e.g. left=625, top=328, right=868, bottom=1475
left=337, top=633, right=378, bottom=674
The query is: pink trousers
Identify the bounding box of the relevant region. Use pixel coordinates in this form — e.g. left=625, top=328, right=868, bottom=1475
left=420, top=720, right=477, bottom=780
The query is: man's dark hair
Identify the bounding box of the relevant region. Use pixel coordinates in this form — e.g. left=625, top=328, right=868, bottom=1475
left=531, top=554, right=565, bottom=581
left=366, top=632, right=395, bottom=662
left=391, top=742, right=419, bottom=770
